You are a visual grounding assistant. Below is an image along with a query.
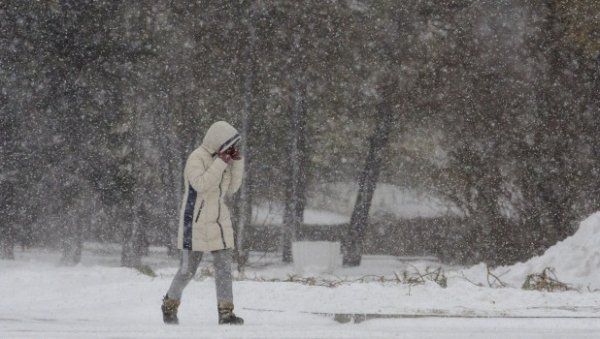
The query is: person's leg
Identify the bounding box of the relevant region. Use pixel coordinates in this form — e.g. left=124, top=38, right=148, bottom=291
left=166, top=250, right=203, bottom=300
left=212, top=249, right=243, bottom=324
left=212, top=249, right=233, bottom=303
left=162, top=250, right=203, bottom=324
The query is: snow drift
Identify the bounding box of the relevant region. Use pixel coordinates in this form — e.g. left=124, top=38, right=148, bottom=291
left=463, top=212, right=600, bottom=290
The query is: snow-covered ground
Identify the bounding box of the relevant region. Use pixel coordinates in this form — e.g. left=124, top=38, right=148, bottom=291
left=4, top=213, right=600, bottom=338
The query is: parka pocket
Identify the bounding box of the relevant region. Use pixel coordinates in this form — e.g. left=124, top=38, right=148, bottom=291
left=194, top=200, right=204, bottom=223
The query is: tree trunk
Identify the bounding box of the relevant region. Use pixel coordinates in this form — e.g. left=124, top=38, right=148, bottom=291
left=0, top=113, right=17, bottom=260
left=121, top=205, right=145, bottom=268
left=121, top=135, right=144, bottom=268
left=153, top=109, right=181, bottom=257
left=60, top=215, right=83, bottom=265
left=235, top=4, right=258, bottom=271
left=343, top=100, right=394, bottom=266
left=0, top=223, right=15, bottom=260
left=282, top=77, right=308, bottom=263
left=234, top=96, right=254, bottom=270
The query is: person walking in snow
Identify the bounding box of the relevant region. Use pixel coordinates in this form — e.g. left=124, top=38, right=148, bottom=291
left=161, top=121, right=244, bottom=325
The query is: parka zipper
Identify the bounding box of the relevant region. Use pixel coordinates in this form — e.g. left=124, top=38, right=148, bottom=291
left=194, top=200, right=204, bottom=223
left=216, top=171, right=227, bottom=248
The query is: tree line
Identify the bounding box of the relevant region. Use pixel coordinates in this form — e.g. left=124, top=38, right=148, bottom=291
left=1, top=0, right=599, bottom=267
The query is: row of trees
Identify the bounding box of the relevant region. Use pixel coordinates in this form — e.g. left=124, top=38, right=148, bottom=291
left=1, top=1, right=599, bottom=267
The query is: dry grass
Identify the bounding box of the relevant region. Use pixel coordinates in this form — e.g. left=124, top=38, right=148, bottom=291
left=522, top=267, right=573, bottom=292
left=238, top=266, right=447, bottom=289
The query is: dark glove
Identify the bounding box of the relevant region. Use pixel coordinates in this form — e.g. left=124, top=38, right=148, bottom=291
left=218, top=151, right=232, bottom=163
left=230, top=148, right=241, bottom=160
left=223, top=146, right=241, bottom=161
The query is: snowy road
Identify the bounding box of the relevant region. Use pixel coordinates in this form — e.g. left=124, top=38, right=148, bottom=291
left=3, top=314, right=600, bottom=339
left=3, top=249, right=600, bottom=339
left=6, top=215, right=600, bottom=339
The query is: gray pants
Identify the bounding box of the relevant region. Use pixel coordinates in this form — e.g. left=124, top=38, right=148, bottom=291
left=166, top=249, right=233, bottom=304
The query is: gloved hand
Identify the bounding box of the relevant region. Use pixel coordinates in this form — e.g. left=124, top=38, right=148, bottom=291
left=223, top=146, right=241, bottom=161
left=230, top=148, right=241, bottom=160
left=218, top=151, right=232, bottom=163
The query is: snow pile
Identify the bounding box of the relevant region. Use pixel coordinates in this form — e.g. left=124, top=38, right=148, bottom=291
left=292, top=241, right=342, bottom=274
left=462, top=212, right=600, bottom=290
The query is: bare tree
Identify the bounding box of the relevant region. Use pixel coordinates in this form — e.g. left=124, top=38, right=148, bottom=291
left=281, top=77, right=308, bottom=263
left=0, top=113, right=18, bottom=259
left=234, top=1, right=259, bottom=271
left=344, top=82, right=397, bottom=266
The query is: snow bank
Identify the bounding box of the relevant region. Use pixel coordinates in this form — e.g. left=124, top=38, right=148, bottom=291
left=462, top=212, right=600, bottom=290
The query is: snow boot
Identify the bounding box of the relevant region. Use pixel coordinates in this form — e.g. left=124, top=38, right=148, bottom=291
left=161, top=295, right=180, bottom=325
left=218, top=301, right=244, bottom=325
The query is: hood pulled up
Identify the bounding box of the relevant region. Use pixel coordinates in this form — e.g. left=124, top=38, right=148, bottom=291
left=202, top=121, right=240, bottom=155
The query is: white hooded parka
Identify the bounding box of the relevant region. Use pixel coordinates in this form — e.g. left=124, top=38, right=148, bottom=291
left=177, top=121, right=243, bottom=252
